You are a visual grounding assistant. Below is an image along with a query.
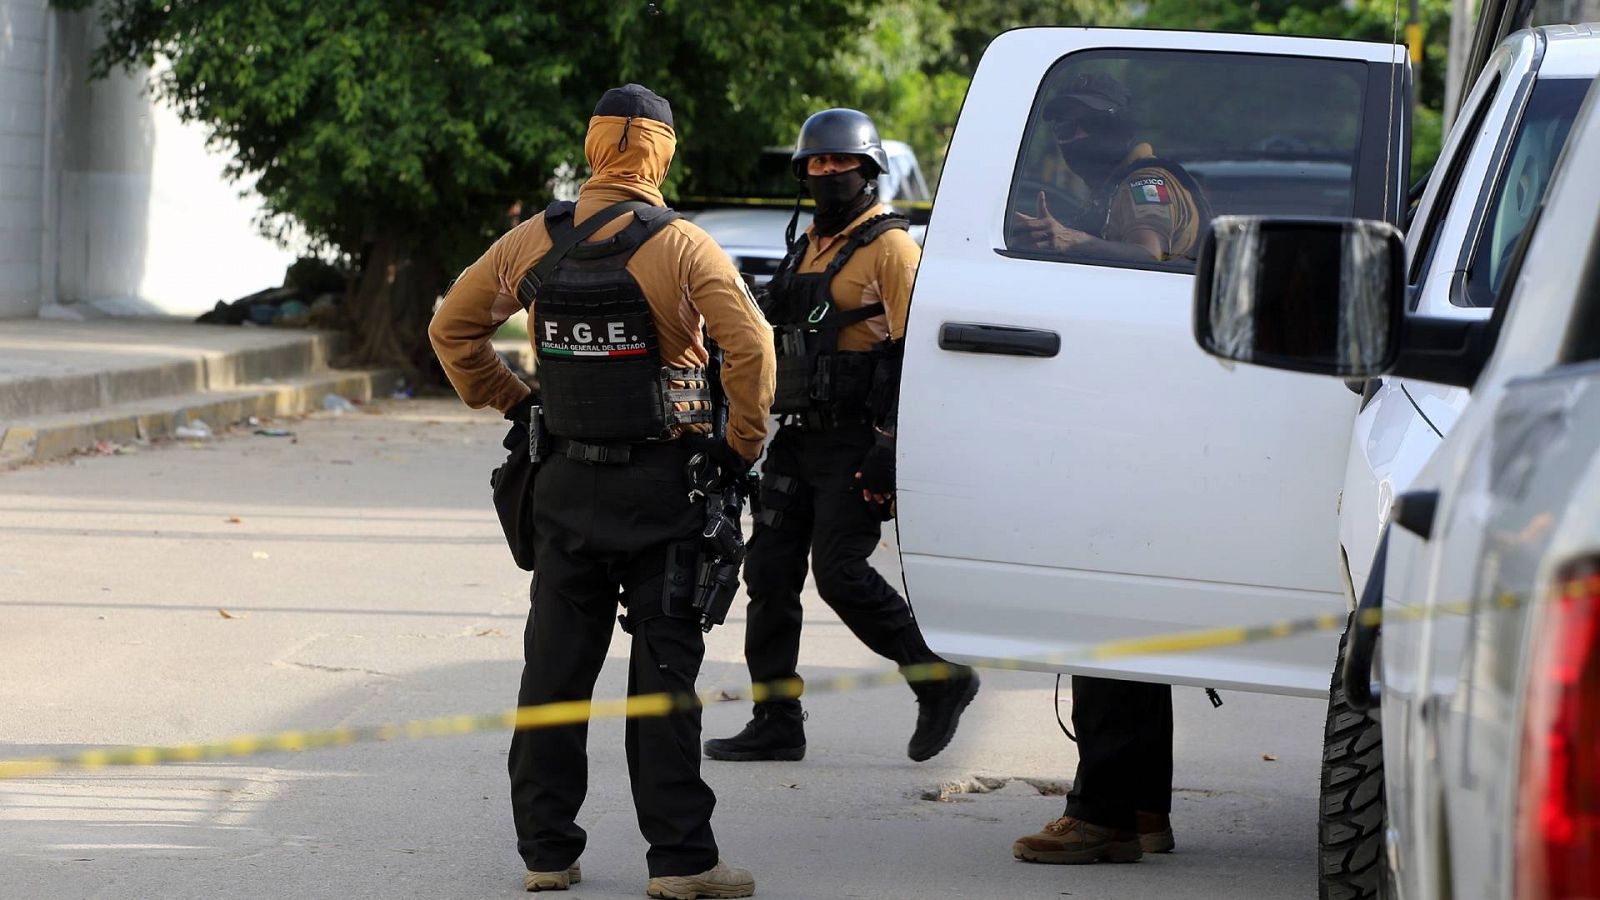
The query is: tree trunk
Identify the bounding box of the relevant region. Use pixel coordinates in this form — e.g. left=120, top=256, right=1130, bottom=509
left=341, top=230, right=447, bottom=382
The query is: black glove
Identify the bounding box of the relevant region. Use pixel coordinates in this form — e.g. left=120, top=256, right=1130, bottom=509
left=683, top=434, right=754, bottom=488
left=504, top=392, right=537, bottom=423
left=501, top=419, right=528, bottom=454
left=855, top=432, right=895, bottom=498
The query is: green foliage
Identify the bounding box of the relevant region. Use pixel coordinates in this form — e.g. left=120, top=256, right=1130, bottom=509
left=819, top=0, right=1450, bottom=187
left=1410, top=104, right=1445, bottom=185
left=827, top=0, right=1126, bottom=187
left=58, top=0, right=873, bottom=265
left=63, top=0, right=1457, bottom=282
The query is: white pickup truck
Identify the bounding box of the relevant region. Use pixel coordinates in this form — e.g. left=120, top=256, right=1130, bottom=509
left=896, top=22, right=1600, bottom=900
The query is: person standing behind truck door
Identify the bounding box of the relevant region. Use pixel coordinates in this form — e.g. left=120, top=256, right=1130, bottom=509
left=1008, top=73, right=1210, bottom=866
left=429, top=84, right=774, bottom=899
left=703, top=108, right=980, bottom=766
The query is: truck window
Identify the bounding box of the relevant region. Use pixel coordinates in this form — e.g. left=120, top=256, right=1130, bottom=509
left=1004, top=49, right=1367, bottom=272
left=1406, top=72, right=1502, bottom=292
left=1460, top=78, right=1591, bottom=308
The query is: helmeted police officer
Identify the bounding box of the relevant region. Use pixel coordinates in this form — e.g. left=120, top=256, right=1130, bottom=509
left=703, top=108, right=979, bottom=766
left=1009, top=73, right=1211, bottom=867
left=430, top=84, right=773, bottom=899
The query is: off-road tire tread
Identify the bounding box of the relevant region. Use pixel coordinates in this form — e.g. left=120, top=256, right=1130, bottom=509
left=1319, top=613, right=1388, bottom=900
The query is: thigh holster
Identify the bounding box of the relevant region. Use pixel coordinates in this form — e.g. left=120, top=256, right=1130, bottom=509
left=753, top=473, right=801, bottom=530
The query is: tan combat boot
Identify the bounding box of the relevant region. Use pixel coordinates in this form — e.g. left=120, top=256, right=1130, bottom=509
left=645, top=859, right=755, bottom=899
left=525, top=862, right=581, bottom=892
left=1012, top=816, right=1143, bottom=865
left=1136, top=810, right=1175, bottom=854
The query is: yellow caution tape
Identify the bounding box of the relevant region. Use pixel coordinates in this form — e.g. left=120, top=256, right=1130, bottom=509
left=0, top=596, right=1515, bottom=781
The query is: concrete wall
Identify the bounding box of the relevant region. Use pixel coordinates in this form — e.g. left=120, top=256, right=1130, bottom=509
left=0, top=0, right=49, bottom=318
left=0, top=3, right=296, bottom=320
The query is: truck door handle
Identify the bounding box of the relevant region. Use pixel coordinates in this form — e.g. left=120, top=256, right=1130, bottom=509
left=938, top=323, right=1060, bottom=358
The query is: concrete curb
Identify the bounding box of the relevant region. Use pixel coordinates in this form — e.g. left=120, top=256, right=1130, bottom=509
left=0, top=332, right=343, bottom=421
left=0, top=368, right=400, bottom=467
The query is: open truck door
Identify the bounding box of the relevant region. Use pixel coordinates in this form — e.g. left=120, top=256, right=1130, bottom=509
left=897, top=28, right=1410, bottom=696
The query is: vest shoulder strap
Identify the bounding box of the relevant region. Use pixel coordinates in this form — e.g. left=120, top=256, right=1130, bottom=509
left=516, top=200, right=653, bottom=310
left=808, top=213, right=910, bottom=334
left=569, top=204, right=681, bottom=260
left=767, top=234, right=811, bottom=289
left=764, top=213, right=909, bottom=330
left=543, top=200, right=577, bottom=224
left=823, top=213, right=911, bottom=278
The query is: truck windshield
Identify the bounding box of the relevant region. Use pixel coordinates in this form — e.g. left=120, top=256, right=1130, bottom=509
left=1005, top=48, right=1368, bottom=272
left=1461, top=77, right=1592, bottom=308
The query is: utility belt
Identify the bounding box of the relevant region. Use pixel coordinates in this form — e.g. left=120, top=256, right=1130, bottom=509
left=548, top=435, right=690, bottom=466
left=491, top=406, right=694, bottom=572
left=493, top=404, right=750, bottom=638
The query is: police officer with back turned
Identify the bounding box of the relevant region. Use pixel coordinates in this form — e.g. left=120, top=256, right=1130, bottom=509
left=429, top=84, right=773, bottom=899
left=703, top=109, right=979, bottom=766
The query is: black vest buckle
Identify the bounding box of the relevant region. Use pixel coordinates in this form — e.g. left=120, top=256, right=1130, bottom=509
left=557, top=438, right=633, bottom=465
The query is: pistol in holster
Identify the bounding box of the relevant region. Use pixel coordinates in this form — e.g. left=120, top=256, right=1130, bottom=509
left=689, top=471, right=756, bottom=632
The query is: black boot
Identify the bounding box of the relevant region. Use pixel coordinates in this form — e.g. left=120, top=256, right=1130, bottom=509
left=703, top=703, right=807, bottom=761
left=908, top=668, right=980, bottom=762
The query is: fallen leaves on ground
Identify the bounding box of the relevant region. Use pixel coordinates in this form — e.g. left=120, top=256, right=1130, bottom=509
left=1262, top=753, right=1278, bottom=762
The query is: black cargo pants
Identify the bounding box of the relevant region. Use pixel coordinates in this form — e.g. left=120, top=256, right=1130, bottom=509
left=742, top=422, right=941, bottom=703
left=1063, top=675, right=1174, bottom=831
left=508, top=443, right=719, bottom=878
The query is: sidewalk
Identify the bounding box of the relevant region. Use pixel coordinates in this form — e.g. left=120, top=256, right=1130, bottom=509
left=0, top=318, right=398, bottom=466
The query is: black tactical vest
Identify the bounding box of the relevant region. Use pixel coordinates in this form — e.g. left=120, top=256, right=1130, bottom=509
left=519, top=201, right=712, bottom=442
left=761, top=212, right=909, bottom=417
left=1088, top=155, right=1215, bottom=244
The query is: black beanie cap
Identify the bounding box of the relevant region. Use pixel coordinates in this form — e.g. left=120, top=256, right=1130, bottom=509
left=593, top=84, right=674, bottom=131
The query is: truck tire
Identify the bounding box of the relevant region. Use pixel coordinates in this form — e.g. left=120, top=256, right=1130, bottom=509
left=1319, top=613, right=1388, bottom=900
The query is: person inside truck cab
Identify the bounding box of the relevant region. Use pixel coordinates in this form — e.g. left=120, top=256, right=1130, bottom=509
left=1012, top=73, right=1213, bottom=265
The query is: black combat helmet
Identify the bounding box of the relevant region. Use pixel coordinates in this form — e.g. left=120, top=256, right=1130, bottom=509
left=791, top=108, right=889, bottom=180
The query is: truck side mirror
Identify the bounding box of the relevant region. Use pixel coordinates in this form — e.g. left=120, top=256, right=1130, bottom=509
left=1193, top=216, right=1405, bottom=379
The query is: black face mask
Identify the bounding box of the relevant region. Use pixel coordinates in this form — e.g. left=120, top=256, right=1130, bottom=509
left=1057, top=131, right=1128, bottom=187
left=805, top=169, right=875, bottom=236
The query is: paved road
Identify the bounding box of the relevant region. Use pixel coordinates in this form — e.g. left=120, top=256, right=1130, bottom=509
left=0, top=399, right=1325, bottom=899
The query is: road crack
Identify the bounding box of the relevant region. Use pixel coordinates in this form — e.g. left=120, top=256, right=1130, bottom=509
left=274, top=660, right=397, bottom=679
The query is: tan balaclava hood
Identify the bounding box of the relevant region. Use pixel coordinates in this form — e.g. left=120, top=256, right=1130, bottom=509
left=582, top=83, right=676, bottom=208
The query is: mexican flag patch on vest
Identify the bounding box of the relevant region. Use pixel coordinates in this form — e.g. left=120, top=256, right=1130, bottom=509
left=1131, top=177, right=1171, bottom=205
